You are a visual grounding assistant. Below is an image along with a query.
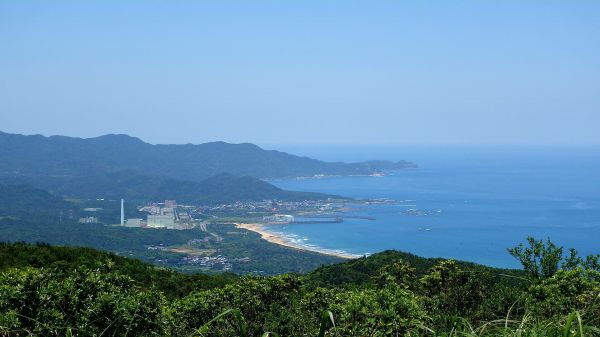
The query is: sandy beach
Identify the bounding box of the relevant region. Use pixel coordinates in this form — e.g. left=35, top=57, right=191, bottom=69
left=235, top=223, right=358, bottom=259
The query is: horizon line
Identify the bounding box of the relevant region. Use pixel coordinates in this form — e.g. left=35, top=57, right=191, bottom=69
left=2, top=130, right=600, bottom=148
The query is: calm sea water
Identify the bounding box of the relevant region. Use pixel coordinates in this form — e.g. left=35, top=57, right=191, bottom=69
left=267, top=145, right=600, bottom=268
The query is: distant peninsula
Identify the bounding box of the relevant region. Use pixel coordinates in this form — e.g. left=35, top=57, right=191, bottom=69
left=0, top=131, right=416, bottom=203
left=0, top=131, right=416, bottom=180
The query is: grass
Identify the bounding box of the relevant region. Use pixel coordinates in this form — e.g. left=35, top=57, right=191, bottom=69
left=426, top=311, right=598, bottom=337
left=183, top=309, right=597, bottom=337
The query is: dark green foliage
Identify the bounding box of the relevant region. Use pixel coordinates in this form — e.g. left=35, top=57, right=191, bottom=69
left=418, top=260, right=520, bottom=327
left=527, top=268, right=600, bottom=318
left=508, top=237, right=600, bottom=279
left=508, top=237, right=566, bottom=279
left=171, top=275, right=427, bottom=337
left=0, top=218, right=211, bottom=261
left=326, top=283, right=426, bottom=336
left=0, top=267, right=167, bottom=336
left=171, top=275, right=307, bottom=336
left=0, top=184, right=146, bottom=224
left=306, top=249, right=501, bottom=288
left=4, top=172, right=337, bottom=204
left=317, top=311, right=335, bottom=337
left=373, top=259, right=418, bottom=289
left=0, top=242, right=236, bottom=298
left=0, top=184, right=74, bottom=223
left=1, top=239, right=599, bottom=336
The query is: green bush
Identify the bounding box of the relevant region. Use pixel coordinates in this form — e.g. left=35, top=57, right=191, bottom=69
left=0, top=267, right=166, bottom=336
left=527, top=268, right=600, bottom=319
left=1, top=238, right=599, bottom=336
left=329, top=283, right=426, bottom=336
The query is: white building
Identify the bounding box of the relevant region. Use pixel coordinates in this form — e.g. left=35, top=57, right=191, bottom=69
left=78, top=216, right=99, bottom=224
left=147, top=214, right=176, bottom=229
left=125, top=218, right=142, bottom=227
left=263, top=214, right=295, bottom=223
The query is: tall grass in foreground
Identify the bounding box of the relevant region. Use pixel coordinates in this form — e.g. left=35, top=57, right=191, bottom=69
left=187, top=309, right=599, bottom=337
left=433, top=311, right=599, bottom=337
left=193, top=310, right=335, bottom=337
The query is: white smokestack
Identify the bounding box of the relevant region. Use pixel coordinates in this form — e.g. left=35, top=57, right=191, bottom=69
left=120, top=199, right=124, bottom=225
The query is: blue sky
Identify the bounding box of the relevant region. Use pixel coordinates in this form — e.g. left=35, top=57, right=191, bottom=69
left=1, top=1, right=599, bottom=145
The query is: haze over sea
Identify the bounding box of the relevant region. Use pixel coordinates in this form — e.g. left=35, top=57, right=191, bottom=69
left=267, top=145, right=600, bottom=268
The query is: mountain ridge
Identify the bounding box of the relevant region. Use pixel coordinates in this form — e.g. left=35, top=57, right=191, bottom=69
left=0, top=131, right=416, bottom=181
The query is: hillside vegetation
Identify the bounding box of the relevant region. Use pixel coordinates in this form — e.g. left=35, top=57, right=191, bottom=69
left=0, top=184, right=344, bottom=274
left=1, top=173, right=337, bottom=204
left=0, top=219, right=344, bottom=275
left=0, top=242, right=237, bottom=298
left=0, top=184, right=73, bottom=223
left=1, top=238, right=598, bottom=336
left=0, top=131, right=414, bottom=203
left=0, top=131, right=415, bottom=180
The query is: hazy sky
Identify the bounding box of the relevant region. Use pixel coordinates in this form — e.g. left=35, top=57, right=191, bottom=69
left=1, top=1, right=599, bottom=145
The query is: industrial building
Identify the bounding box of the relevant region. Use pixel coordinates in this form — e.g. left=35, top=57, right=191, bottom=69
left=125, top=218, right=142, bottom=227
left=78, top=216, right=99, bottom=224
left=147, top=214, right=176, bottom=229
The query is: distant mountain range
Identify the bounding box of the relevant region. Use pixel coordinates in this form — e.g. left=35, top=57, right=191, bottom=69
left=0, top=131, right=415, bottom=180
left=1, top=172, right=335, bottom=204
left=0, top=131, right=415, bottom=202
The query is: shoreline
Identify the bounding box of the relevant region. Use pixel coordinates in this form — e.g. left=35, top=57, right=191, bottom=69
left=235, top=223, right=359, bottom=259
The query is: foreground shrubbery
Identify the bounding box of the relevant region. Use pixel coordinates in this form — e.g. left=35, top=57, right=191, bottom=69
left=1, top=238, right=599, bottom=336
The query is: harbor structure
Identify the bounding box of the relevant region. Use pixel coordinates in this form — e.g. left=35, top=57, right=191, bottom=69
left=263, top=214, right=295, bottom=223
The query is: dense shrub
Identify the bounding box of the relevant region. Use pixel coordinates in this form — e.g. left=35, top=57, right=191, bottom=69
left=0, top=267, right=166, bottom=336
left=328, top=283, right=426, bottom=336
left=1, top=238, right=599, bottom=336
left=527, top=268, right=600, bottom=319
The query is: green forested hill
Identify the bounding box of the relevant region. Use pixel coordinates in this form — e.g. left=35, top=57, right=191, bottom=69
left=307, top=249, right=485, bottom=287
left=1, top=240, right=598, bottom=336
left=3, top=172, right=336, bottom=203
left=0, top=131, right=357, bottom=203
left=0, top=184, right=73, bottom=222
left=0, top=242, right=237, bottom=298
left=0, top=131, right=416, bottom=181
left=0, top=219, right=343, bottom=275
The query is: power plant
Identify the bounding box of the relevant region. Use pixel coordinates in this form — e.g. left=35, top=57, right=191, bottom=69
left=120, top=198, right=124, bottom=226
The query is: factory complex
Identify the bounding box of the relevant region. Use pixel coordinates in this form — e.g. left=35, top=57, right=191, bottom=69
left=115, top=199, right=196, bottom=230
left=77, top=197, right=343, bottom=231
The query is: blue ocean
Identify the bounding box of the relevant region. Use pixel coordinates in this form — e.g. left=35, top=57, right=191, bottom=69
left=267, top=145, right=600, bottom=268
